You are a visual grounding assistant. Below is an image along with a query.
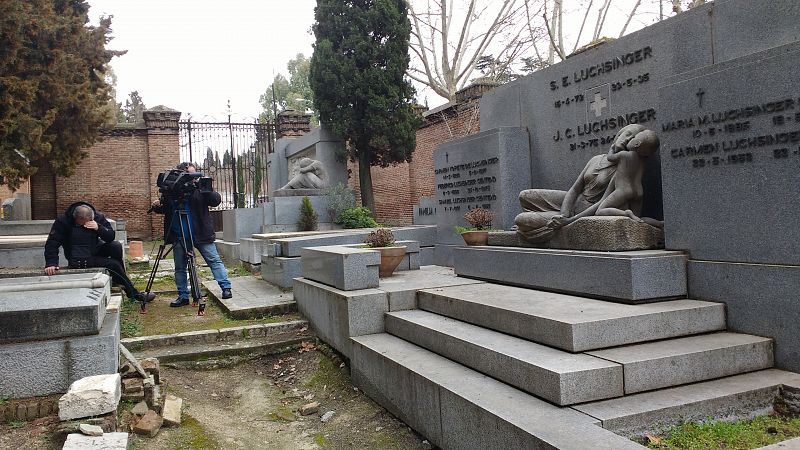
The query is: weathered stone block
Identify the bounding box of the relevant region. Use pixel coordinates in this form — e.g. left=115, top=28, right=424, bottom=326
left=301, top=246, right=380, bottom=291
left=62, top=432, right=128, bottom=450
left=453, top=246, right=686, bottom=302
left=59, top=374, right=121, bottom=421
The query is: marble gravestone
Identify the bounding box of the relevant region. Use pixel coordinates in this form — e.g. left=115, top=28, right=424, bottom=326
left=432, top=127, right=530, bottom=266
left=658, top=42, right=800, bottom=371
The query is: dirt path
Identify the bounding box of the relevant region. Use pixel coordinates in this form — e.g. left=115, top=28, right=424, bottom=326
left=130, top=348, right=432, bottom=449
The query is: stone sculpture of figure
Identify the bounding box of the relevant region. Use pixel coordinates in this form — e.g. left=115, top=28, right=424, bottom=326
left=281, top=157, right=326, bottom=190
left=515, top=124, right=662, bottom=243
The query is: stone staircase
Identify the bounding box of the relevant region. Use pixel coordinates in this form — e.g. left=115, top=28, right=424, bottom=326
left=349, top=280, right=796, bottom=449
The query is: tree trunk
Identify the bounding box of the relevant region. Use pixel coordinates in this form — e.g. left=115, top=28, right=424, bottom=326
left=358, top=148, right=376, bottom=214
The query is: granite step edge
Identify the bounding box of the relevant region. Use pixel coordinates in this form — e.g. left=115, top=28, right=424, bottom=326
left=385, top=309, right=624, bottom=405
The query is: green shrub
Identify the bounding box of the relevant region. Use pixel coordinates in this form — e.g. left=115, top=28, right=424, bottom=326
left=324, top=183, right=356, bottom=223
left=298, top=196, right=318, bottom=231
left=336, top=206, right=378, bottom=228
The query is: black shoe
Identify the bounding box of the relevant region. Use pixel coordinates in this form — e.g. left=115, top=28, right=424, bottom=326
left=170, top=297, right=190, bottom=307
left=221, top=288, right=232, bottom=299
left=134, top=292, right=156, bottom=303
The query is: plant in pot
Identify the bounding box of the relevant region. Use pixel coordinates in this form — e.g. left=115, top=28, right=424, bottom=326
left=457, top=207, right=495, bottom=245
left=364, top=228, right=406, bottom=277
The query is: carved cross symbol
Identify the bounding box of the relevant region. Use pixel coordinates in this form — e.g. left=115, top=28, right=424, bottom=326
left=696, top=88, right=705, bottom=108
left=589, top=92, right=607, bottom=117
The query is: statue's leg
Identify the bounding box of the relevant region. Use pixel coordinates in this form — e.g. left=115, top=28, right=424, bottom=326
left=519, top=189, right=567, bottom=212
left=304, top=173, right=324, bottom=189
left=597, top=207, right=644, bottom=222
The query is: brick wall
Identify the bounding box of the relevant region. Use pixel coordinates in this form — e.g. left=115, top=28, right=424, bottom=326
left=8, top=107, right=182, bottom=239
left=348, top=98, right=482, bottom=225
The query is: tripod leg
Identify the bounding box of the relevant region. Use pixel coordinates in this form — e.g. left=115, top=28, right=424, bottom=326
left=140, top=244, right=173, bottom=315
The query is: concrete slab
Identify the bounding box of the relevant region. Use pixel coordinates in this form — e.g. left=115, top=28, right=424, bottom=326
left=276, top=226, right=436, bottom=257
left=352, top=333, right=645, bottom=450
left=418, top=283, right=725, bottom=352
left=0, top=235, right=67, bottom=269
left=0, top=311, right=120, bottom=398
left=203, top=277, right=295, bottom=319
left=214, top=240, right=240, bottom=264
left=588, top=332, right=773, bottom=393
left=293, top=278, right=387, bottom=358
left=453, top=246, right=687, bottom=302
left=0, top=272, right=111, bottom=343
left=293, top=266, right=483, bottom=356
left=573, top=369, right=800, bottom=438
left=239, top=238, right=264, bottom=264
left=260, top=255, right=302, bottom=289
left=386, top=310, right=623, bottom=405
left=301, top=245, right=380, bottom=291
left=756, top=437, right=800, bottom=450
left=62, top=432, right=128, bottom=450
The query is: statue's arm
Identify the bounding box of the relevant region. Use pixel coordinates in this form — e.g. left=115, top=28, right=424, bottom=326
left=560, top=163, right=590, bottom=216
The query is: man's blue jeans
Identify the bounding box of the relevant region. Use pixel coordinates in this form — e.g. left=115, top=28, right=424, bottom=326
left=173, top=241, right=231, bottom=299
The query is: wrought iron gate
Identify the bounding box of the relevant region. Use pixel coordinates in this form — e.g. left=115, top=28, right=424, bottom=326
left=179, top=120, right=274, bottom=209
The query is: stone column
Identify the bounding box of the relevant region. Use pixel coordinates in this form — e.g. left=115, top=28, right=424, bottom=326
left=143, top=106, right=181, bottom=239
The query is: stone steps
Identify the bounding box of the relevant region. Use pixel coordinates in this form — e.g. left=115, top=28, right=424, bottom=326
left=132, top=335, right=309, bottom=363
left=573, top=369, right=800, bottom=438
left=385, top=309, right=623, bottom=405
left=588, top=332, right=773, bottom=394
left=417, top=283, right=725, bottom=352
left=351, top=333, right=646, bottom=450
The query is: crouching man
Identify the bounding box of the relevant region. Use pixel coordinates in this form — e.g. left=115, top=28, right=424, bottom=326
left=44, top=202, right=155, bottom=303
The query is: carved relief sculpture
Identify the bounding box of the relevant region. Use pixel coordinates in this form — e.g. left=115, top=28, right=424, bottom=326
left=281, top=157, right=327, bottom=190
left=515, top=124, right=663, bottom=244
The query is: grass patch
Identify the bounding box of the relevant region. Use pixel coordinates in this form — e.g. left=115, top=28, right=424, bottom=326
left=181, top=414, right=220, bottom=449
left=306, top=353, right=348, bottom=391
left=119, top=291, right=299, bottom=337
left=267, top=405, right=296, bottom=422
left=374, top=432, right=402, bottom=449
left=8, top=420, right=24, bottom=428
left=314, top=433, right=327, bottom=447
left=646, top=414, right=800, bottom=450
left=120, top=300, right=143, bottom=338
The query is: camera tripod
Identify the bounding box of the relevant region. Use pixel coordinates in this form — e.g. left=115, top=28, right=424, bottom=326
left=142, top=206, right=206, bottom=316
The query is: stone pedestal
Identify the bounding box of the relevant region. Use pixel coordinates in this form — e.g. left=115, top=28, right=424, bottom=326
left=489, top=216, right=664, bottom=251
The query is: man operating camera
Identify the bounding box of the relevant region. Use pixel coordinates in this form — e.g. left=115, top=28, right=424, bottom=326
left=151, top=162, right=232, bottom=307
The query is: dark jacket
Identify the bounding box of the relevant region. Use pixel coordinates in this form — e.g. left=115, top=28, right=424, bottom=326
left=44, top=202, right=116, bottom=267
left=153, top=190, right=221, bottom=245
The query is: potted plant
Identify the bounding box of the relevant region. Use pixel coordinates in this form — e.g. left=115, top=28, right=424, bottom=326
left=457, top=208, right=495, bottom=246
left=364, top=228, right=406, bottom=277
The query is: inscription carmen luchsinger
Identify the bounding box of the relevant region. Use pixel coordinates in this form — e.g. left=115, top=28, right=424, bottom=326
left=435, top=157, right=499, bottom=212
left=549, top=46, right=653, bottom=91
left=662, top=96, right=800, bottom=168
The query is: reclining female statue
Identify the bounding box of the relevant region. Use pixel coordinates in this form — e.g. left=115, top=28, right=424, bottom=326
left=281, top=157, right=326, bottom=190
left=515, top=124, right=663, bottom=244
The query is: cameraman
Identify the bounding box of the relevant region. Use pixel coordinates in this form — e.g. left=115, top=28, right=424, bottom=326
left=151, top=162, right=232, bottom=307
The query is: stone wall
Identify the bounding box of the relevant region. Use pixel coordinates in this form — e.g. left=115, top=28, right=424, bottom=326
left=348, top=93, right=483, bottom=225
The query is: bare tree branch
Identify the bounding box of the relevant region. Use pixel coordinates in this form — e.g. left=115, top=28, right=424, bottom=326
left=619, top=0, right=642, bottom=37
left=572, top=0, right=594, bottom=53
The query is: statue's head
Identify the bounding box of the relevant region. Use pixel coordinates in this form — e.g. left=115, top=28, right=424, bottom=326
left=298, top=157, right=313, bottom=167
left=627, top=129, right=660, bottom=157
left=612, top=124, right=646, bottom=152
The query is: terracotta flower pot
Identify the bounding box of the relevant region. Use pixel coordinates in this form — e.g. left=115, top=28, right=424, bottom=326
left=461, top=230, right=489, bottom=246
left=375, top=245, right=406, bottom=277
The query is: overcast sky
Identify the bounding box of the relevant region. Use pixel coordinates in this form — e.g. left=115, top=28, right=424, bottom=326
left=88, top=0, right=671, bottom=122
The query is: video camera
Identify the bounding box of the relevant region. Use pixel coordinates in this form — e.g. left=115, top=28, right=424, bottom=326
left=155, top=169, right=213, bottom=200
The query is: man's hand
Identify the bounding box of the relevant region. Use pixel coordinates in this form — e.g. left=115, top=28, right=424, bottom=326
left=83, top=220, right=99, bottom=231
left=152, top=200, right=161, bottom=208
left=44, top=266, right=59, bottom=276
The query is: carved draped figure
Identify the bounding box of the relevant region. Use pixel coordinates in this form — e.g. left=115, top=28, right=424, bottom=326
left=515, top=154, right=617, bottom=242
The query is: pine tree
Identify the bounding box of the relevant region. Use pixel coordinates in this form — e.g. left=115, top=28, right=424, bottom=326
left=309, top=0, right=420, bottom=212
left=298, top=196, right=318, bottom=231
left=122, top=91, right=146, bottom=123
left=0, top=0, right=123, bottom=189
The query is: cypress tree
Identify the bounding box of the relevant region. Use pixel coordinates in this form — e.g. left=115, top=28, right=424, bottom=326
left=310, top=0, right=420, bottom=212
left=0, top=0, right=123, bottom=189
